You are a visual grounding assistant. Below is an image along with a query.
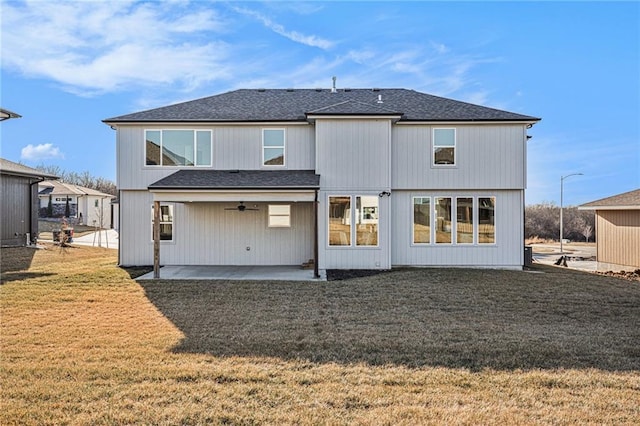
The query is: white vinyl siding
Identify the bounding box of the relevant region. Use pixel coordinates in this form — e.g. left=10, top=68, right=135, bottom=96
left=119, top=190, right=313, bottom=266
left=393, top=190, right=522, bottom=268
left=392, top=124, right=527, bottom=190
left=117, top=125, right=314, bottom=190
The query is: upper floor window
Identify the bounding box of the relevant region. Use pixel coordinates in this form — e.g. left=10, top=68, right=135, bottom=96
left=146, top=130, right=212, bottom=167
left=263, top=129, right=285, bottom=166
left=433, top=128, right=455, bottom=166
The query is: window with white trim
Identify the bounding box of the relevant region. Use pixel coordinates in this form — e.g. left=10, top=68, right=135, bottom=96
left=478, top=197, right=496, bottom=244
left=433, top=128, right=455, bottom=166
left=151, top=204, right=174, bottom=241
left=411, top=196, right=496, bottom=245
left=268, top=205, right=291, bottom=227
left=145, top=130, right=212, bottom=167
left=263, top=129, right=285, bottom=166
left=328, top=195, right=378, bottom=247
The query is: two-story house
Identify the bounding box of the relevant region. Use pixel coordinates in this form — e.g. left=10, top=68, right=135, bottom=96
left=104, top=88, right=540, bottom=278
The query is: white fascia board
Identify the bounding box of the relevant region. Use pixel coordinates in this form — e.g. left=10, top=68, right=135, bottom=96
left=150, top=189, right=316, bottom=203
left=578, top=205, right=640, bottom=211
left=106, top=121, right=311, bottom=128
left=395, top=121, right=539, bottom=126
left=306, top=115, right=400, bottom=120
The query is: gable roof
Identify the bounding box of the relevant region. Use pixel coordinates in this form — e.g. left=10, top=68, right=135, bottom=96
left=149, top=170, right=320, bottom=190
left=0, top=158, right=58, bottom=179
left=104, top=88, right=540, bottom=124
left=38, top=180, right=113, bottom=198
left=0, top=108, right=21, bottom=121
left=579, top=188, right=640, bottom=210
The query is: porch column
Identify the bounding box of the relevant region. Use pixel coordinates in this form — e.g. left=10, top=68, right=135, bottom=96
left=314, top=190, right=319, bottom=279
left=153, top=200, right=160, bottom=279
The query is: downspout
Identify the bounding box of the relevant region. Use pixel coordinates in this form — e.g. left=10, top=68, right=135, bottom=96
left=314, top=189, right=319, bottom=279
left=29, top=177, right=46, bottom=245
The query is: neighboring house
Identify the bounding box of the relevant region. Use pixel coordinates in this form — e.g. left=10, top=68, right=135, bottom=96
left=1, top=158, right=58, bottom=246
left=104, top=87, right=540, bottom=274
left=579, top=189, right=640, bottom=271
left=38, top=180, right=113, bottom=228
left=0, top=108, right=22, bottom=121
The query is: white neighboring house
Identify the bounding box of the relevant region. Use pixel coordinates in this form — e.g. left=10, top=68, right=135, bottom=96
left=39, top=181, right=113, bottom=228
left=104, top=87, right=540, bottom=274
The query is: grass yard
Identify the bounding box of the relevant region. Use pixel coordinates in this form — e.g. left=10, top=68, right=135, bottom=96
left=1, top=245, right=639, bottom=425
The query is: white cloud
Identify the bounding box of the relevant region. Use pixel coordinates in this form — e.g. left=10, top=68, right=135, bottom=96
left=1, top=1, right=229, bottom=96
left=233, top=7, right=334, bottom=50
left=21, top=143, right=64, bottom=161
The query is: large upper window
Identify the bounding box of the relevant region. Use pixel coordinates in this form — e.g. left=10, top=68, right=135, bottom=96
left=146, top=130, right=212, bottom=167
left=151, top=204, right=174, bottom=241
left=263, top=129, right=285, bottom=166
left=433, top=128, right=455, bottom=166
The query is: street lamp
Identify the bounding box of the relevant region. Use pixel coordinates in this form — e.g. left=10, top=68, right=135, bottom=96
left=560, top=173, right=583, bottom=254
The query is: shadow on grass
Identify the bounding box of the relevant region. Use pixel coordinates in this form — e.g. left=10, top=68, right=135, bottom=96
left=0, top=246, right=37, bottom=273
left=1, top=272, right=56, bottom=284
left=140, top=265, right=640, bottom=371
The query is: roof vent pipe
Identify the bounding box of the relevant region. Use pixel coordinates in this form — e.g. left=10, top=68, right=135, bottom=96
left=331, top=76, right=337, bottom=93
left=377, top=94, right=383, bottom=104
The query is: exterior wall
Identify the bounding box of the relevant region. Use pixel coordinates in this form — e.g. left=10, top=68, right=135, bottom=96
left=392, top=124, right=527, bottom=190
left=1, top=175, right=34, bottom=246
left=315, top=119, right=392, bottom=270
left=119, top=190, right=314, bottom=266
left=116, top=124, right=315, bottom=190
left=596, top=210, right=640, bottom=269
left=79, top=196, right=112, bottom=228
left=391, top=189, right=524, bottom=268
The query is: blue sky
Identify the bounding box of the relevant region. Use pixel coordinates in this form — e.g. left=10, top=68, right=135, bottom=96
left=1, top=1, right=638, bottom=206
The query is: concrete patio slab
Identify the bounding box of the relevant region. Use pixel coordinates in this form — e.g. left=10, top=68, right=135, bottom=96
left=137, top=265, right=326, bottom=281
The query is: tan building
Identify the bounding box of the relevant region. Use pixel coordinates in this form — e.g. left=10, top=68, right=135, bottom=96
left=580, top=189, right=640, bottom=271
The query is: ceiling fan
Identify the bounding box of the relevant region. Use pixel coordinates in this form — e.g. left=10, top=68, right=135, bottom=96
left=224, top=201, right=259, bottom=212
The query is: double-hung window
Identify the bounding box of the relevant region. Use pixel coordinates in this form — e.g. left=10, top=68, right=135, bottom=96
left=433, top=128, right=455, bottom=166
left=151, top=204, right=174, bottom=241
left=263, top=129, right=285, bottom=166
left=146, top=130, right=212, bottom=167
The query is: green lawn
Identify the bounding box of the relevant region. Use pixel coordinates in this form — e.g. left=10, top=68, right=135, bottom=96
left=1, top=245, right=639, bottom=425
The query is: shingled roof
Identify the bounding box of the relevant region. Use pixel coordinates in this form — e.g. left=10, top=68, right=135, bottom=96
left=149, top=170, right=320, bottom=190
left=0, top=158, right=58, bottom=179
left=580, top=189, right=640, bottom=210
left=104, top=88, right=540, bottom=123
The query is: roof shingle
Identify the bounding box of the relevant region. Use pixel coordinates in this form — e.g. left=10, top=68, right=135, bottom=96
left=580, top=189, right=640, bottom=209
left=105, top=88, right=540, bottom=123
left=149, top=170, right=320, bottom=190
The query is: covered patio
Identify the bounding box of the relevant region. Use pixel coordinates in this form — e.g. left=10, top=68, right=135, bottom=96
left=148, top=169, right=321, bottom=279
left=137, top=265, right=325, bottom=281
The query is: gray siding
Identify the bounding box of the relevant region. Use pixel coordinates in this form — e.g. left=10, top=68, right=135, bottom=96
left=315, top=119, right=392, bottom=190
left=1, top=175, right=35, bottom=246
left=119, top=190, right=314, bottom=266
left=391, top=190, right=524, bottom=268
left=392, top=124, right=527, bottom=190
left=116, top=124, right=315, bottom=190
